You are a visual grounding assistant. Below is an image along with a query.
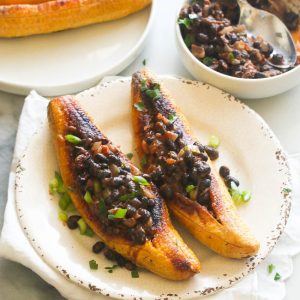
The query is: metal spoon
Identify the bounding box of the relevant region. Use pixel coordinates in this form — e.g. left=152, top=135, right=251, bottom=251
left=237, top=0, right=297, bottom=69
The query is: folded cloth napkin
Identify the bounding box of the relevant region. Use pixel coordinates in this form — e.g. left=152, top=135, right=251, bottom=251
left=1, top=81, right=300, bottom=300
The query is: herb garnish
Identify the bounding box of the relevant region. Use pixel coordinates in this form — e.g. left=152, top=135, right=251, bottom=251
left=186, top=185, right=196, bottom=193
left=59, top=192, right=71, bottom=210
left=202, top=57, right=214, bottom=66
left=65, top=134, right=82, bottom=145
left=178, top=18, right=192, bottom=29
left=120, top=191, right=139, bottom=202
left=184, top=34, right=195, bottom=48
left=133, top=175, right=150, bottom=186
left=108, top=208, right=128, bottom=220
left=168, top=113, right=178, bottom=124
left=268, top=264, right=275, bottom=274
left=134, top=102, right=145, bottom=112
left=77, top=218, right=87, bottom=235
left=283, top=188, right=292, bottom=193
left=142, top=59, right=146, bottom=66
left=208, top=135, right=220, bottom=149
left=131, top=270, right=139, bottom=278
left=140, top=155, right=147, bottom=168
left=84, top=191, right=93, bottom=203
left=49, top=172, right=65, bottom=194
left=145, top=84, right=161, bottom=100
left=99, top=199, right=107, bottom=216
left=126, top=152, right=134, bottom=160
left=58, top=211, right=68, bottom=222
left=105, top=264, right=118, bottom=273
left=89, top=259, right=98, bottom=270
left=274, top=272, right=281, bottom=281
left=230, top=182, right=251, bottom=205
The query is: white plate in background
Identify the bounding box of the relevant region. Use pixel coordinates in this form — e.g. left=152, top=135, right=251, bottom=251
left=15, top=77, right=291, bottom=299
left=0, top=3, right=155, bottom=96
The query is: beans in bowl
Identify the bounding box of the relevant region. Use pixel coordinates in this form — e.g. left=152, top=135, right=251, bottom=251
left=178, top=0, right=298, bottom=79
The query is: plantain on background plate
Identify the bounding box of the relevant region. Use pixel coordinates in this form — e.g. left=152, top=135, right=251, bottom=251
left=131, top=68, right=260, bottom=258
left=48, top=96, right=200, bottom=280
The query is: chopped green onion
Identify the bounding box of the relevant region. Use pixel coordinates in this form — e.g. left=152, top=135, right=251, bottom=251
left=89, top=259, right=98, bottom=270
left=268, top=264, right=275, bottom=274
left=145, top=86, right=161, bottom=101
left=120, top=192, right=139, bottom=202
left=58, top=211, right=68, bottom=222
left=65, top=134, right=82, bottom=145
left=133, top=175, right=150, bottom=186
left=202, top=57, right=214, bottom=66
left=208, top=135, right=220, bottom=149
left=186, top=185, right=196, bottom=193
left=131, top=270, right=139, bottom=278
left=142, top=59, right=146, bottom=66
left=241, top=191, right=251, bottom=202
left=77, top=218, right=87, bottom=235
left=59, top=193, right=71, bottom=210
left=94, top=181, right=101, bottom=193
left=168, top=113, right=178, bottom=124
left=140, top=155, right=147, bottom=168
left=178, top=18, right=192, bottom=29
left=105, top=264, right=118, bottom=273
left=229, top=182, right=251, bottom=205
left=274, top=272, right=281, bottom=281
left=189, top=13, right=198, bottom=20
left=49, top=172, right=65, bottom=194
left=228, top=52, right=235, bottom=63
left=134, top=102, right=145, bottom=112
left=126, top=153, right=134, bottom=160
left=108, top=208, right=128, bottom=220
left=140, top=79, right=147, bottom=92
left=184, top=34, right=195, bottom=48
left=84, top=191, right=93, bottom=204
left=84, top=227, right=94, bottom=237
left=283, top=188, right=292, bottom=193
left=49, top=177, right=59, bottom=195
left=99, top=199, right=107, bottom=216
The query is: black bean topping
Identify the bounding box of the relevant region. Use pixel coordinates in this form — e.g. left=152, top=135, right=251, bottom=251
left=111, top=176, right=123, bottom=188
left=123, top=218, right=137, bottom=228
left=129, top=198, right=142, bottom=209
left=198, top=178, right=211, bottom=191
left=224, top=175, right=240, bottom=188
left=67, top=215, right=81, bottom=230
left=204, top=146, right=219, bottom=160
left=254, top=72, right=267, bottom=79
left=108, top=153, right=122, bottom=166
left=92, top=241, right=105, bottom=254
left=125, top=205, right=136, bottom=218
left=133, top=226, right=146, bottom=245
left=160, top=184, right=173, bottom=199
left=219, top=165, right=230, bottom=178
left=137, top=208, right=151, bottom=223
left=104, top=249, right=117, bottom=261
left=94, top=153, right=108, bottom=164
left=197, top=191, right=211, bottom=206
left=194, top=161, right=211, bottom=177
left=115, top=254, right=127, bottom=267
left=125, top=262, right=136, bottom=271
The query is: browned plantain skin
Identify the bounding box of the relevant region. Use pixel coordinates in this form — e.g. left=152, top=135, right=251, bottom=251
left=131, top=69, right=260, bottom=259
left=48, top=96, right=200, bottom=280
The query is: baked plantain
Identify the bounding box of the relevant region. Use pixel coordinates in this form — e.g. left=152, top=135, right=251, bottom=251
left=48, top=96, right=200, bottom=280
left=131, top=69, right=260, bottom=258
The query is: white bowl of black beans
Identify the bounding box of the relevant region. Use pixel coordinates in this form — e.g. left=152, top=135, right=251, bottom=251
left=175, top=0, right=300, bottom=99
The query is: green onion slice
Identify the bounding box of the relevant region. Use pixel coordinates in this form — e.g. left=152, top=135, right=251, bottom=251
left=77, top=218, right=87, bottom=235
left=58, top=211, right=68, bottom=222
left=168, top=113, right=178, bottom=124
left=126, top=153, right=134, bottom=160
left=84, top=191, right=93, bottom=204
left=89, top=260, right=98, bottom=270
left=134, top=102, right=145, bottom=112
left=99, top=199, right=107, bottom=216
left=65, top=134, right=82, bottom=145
left=140, top=155, right=147, bottom=168
left=108, top=208, right=128, bottom=220
left=133, top=175, right=150, bottom=186
left=268, top=264, right=275, bottom=274
left=84, top=227, right=94, bottom=237
left=202, top=57, right=214, bottom=66
left=120, top=192, right=139, bottom=202
left=186, top=185, right=196, bottom=193
left=131, top=270, right=139, bottom=278
left=94, top=181, right=101, bottom=193
left=59, top=192, right=71, bottom=211
left=208, top=135, right=220, bottom=148
left=274, top=272, right=281, bottom=281
left=184, top=34, right=195, bottom=48
left=142, top=59, right=146, bottom=66
left=178, top=18, right=192, bottom=29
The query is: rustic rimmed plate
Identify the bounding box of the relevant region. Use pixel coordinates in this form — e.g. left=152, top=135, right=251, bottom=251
left=15, top=77, right=292, bottom=299
left=0, top=2, right=155, bottom=96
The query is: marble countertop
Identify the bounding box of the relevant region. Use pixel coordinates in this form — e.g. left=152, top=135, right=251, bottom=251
left=0, top=0, right=300, bottom=299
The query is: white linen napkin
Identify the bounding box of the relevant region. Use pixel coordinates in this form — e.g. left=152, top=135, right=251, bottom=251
left=1, top=82, right=300, bottom=300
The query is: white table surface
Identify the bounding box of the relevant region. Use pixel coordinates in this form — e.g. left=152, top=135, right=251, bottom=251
left=0, top=0, right=299, bottom=299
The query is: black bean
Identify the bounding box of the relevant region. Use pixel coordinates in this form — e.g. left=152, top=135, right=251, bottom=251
left=197, top=191, right=211, bottom=206
left=129, top=198, right=142, bottom=209
left=74, top=154, right=88, bottom=170
left=224, top=175, right=240, bottom=188
left=205, top=44, right=215, bottom=56
left=196, top=33, right=209, bottom=44
left=111, top=177, right=123, bottom=188
left=108, top=154, right=122, bottom=166
left=198, top=178, right=211, bottom=191
left=184, top=151, right=194, bottom=168
left=199, top=152, right=208, bottom=161
left=151, top=166, right=163, bottom=183
left=181, top=173, right=190, bottom=186
left=133, top=226, right=146, bottom=244
left=254, top=72, right=267, bottom=79
left=160, top=184, right=173, bottom=199
left=127, top=181, right=137, bottom=193
left=227, top=32, right=237, bottom=44
left=146, top=136, right=154, bottom=144
left=271, top=53, right=284, bottom=65
left=67, top=215, right=81, bottom=230
left=125, top=205, right=136, bottom=217
left=192, top=3, right=201, bottom=13
left=115, top=254, right=127, bottom=267
left=194, top=161, right=211, bottom=177
left=204, top=146, right=219, bottom=160
left=92, top=241, right=105, bottom=254
left=137, top=208, right=151, bottom=222
left=164, top=139, right=176, bottom=151
left=123, top=218, right=136, bottom=228
left=104, top=196, right=114, bottom=206
left=104, top=249, right=117, bottom=261
left=219, top=165, right=230, bottom=178
left=100, top=169, right=112, bottom=178
left=94, top=153, right=108, bottom=164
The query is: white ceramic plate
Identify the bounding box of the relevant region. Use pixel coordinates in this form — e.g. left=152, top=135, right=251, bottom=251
left=0, top=4, right=155, bottom=97
left=15, top=77, right=292, bottom=299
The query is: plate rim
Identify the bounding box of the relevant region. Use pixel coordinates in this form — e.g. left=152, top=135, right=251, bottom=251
left=0, top=1, right=157, bottom=97
left=15, top=76, right=292, bottom=299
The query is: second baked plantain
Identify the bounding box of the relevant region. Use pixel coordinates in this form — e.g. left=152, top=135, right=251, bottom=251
left=48, top=96, right=200, bottom=280
left=131, top=69, right=260, bottom=258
